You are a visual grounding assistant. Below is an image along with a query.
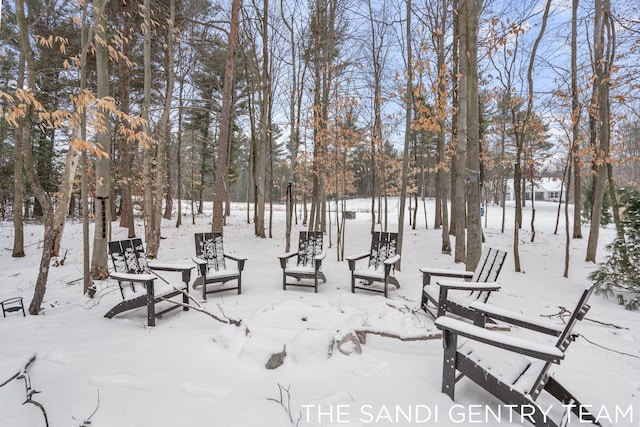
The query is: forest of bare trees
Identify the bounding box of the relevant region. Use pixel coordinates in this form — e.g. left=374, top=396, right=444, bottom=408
left=1, top=0, right=639, bottom=313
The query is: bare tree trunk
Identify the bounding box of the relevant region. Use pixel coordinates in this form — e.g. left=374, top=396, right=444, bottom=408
left=176, top=61, right=185, bottom=228
left=16, top=0, right=81, bottom=313
left=571, top=0, right=582, bottom=240
left=453, top=0, right=467, bottom=265
left=117, top=5, right=136, bottom=238
left=465, top=0, right=481, bottom=271
left=91, top=8, right=111, bottom=277
left=254, top=0, right=270, bottom=238
left=213, top=0, right=242, bottom=234
left=12, top=50, right=25, bottom=258
left=396, top=0, right=412, bottom=271
left=449, top=0, right=459, bottom=239
left=142, top=0, right=156, bottom=254
left=564, top=155, right=572, bottom=278
left=586, top=0, right=612, bottom=262
left=159, top=0, right=176, bottom=229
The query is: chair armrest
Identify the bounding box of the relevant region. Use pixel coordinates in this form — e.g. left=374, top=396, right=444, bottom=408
left=384, top=254, right=401, bottom=265
left=278, top=251, right=297, bottom=269
left=192, top=256, right=208, bottom=277
left=346, top=252, right=370, bottom=271
left=420, top=267, right=474, bottom=285
left=110, top=272, right=156, bottom=283
left=148, top=261, right=194, bottom=272
left=314, top=251, right=326, bottom=270
left=435, top=317, right=564, bottom=363
left=470, top=302, right=568, bottom=337
left=436, top=280, right=501, bottom=292
left=346, top=252, right=370, bottom=261
left=148, top=262, right=194, bottom=284
left=225, top=254, right=247, bottom=271
left=278, top=251, right=298, bottom=260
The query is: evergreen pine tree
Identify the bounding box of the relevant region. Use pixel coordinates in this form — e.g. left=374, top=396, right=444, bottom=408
left=589, top=188, right=640, bottom=310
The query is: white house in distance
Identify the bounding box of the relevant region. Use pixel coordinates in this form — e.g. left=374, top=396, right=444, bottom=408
left=504, top=178, right=565, bottom=202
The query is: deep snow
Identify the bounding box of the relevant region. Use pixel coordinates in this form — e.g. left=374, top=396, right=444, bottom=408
left=0, top=199, right=638, bottom=426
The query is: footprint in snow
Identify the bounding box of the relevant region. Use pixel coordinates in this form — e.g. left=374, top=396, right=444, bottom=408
left=88, top=373, right=150, bottom=389
left=182, top=382, right=229, bottom=400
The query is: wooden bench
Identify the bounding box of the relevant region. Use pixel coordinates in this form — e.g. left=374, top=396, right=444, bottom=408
left=105, top=239, right=192, bottom=327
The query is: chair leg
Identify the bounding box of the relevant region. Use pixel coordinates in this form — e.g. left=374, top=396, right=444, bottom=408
left=441, top=330, right=457, bottom=400
left=147, top=285, right=156, bottom=327
left=282, top=271, right=287, bottom=291
left=314, top=271, right=318, bottom=293
left=351, top=273, right=356, bottom=294
left=182, top=287, right=189, bottom=311
left=238, top=274, right=242, bottom=295
left=544, top=377, right=601, bottom=425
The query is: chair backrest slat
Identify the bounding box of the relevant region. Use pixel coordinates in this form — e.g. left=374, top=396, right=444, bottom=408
left=368, top=232, right=398, bottom=269
left=108, top=238, right=150, bottom=297
left=528, top=285, right=595, bottom=399
left=109, top=238, right=150, bottom=275
left=471, top=248, right=507, bottom=283
left=195, top=232, right=226, bottom=271
left=297, top=231, right=323, bottom=266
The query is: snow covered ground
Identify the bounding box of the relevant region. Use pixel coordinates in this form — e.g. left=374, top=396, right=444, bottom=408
left=0, top=199, right=638, bottom=426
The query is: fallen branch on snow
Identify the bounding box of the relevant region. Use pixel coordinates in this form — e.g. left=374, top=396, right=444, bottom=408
left=161, top=287, right=246, bottom=330
left=0, top=354, right=49, bottom=427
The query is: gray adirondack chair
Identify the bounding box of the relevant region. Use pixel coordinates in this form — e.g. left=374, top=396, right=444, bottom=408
left=435, top=285, right=600, bottom=427
left=278, top=231, right=326, bottom=293
left=420, top=247, right=507, bottom=319
left=105, top=238, right=192, bottom=326
left=347, top=231, right=401, bottom=298
left=193, top=232, right=246, bottom=300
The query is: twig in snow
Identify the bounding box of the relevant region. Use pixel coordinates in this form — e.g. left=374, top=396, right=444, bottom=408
left=542, top=306, right=628, bottom=330
left=161, top=287, right=245, bottom=329
left=579, top=335, right=640, bottom=360
left=540, top=306, right=572, bottom=323
left=0, top=354, right=49, bottom=427
left=267, top=383, right=301, bottom=426
left=73, top=390, right=100, bottom=426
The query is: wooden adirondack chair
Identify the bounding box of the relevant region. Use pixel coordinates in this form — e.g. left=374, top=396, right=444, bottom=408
left=420, top=247, right=507, bottom=319
left=435, top=285, right=600, bottom=427
left=192, top=232, right=246, bottom=300
left=105, top=238, right=192, bottom=326
left=278, top=231, right=326, bottom=293
left=347, top=231, right=401, bottom=298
